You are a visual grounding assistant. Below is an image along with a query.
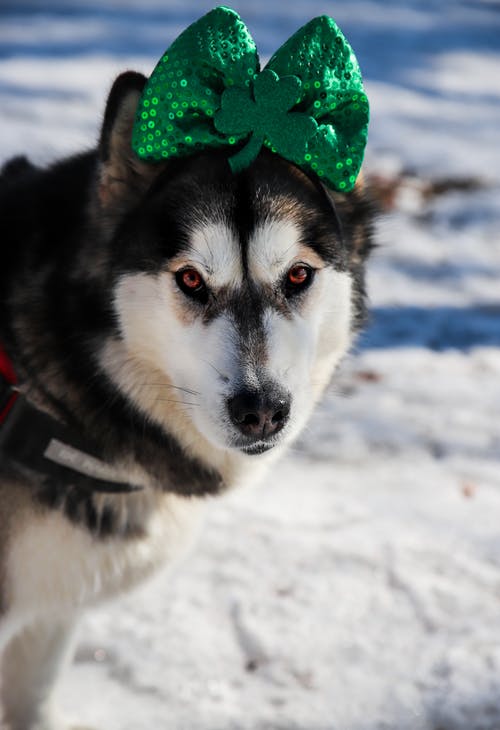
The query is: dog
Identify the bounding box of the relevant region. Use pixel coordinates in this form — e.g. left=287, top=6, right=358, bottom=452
left=0, top=69, right=373, bottom=729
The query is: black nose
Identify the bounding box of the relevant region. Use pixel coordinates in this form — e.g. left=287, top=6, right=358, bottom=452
left=227, top=388, right=291, bottom=440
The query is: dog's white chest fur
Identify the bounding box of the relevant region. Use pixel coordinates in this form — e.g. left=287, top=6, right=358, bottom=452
left=4, top=492, right=203, bottom=627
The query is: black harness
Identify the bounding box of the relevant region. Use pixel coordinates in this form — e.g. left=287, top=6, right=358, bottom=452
left=0, top=343, right=141, bottom=494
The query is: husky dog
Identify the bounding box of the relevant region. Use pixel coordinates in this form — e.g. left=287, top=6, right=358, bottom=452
left=0, top=71, right=373, bottom=729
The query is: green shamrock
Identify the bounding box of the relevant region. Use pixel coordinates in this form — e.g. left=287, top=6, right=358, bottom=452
left=214, top=69, right=318, bottom=173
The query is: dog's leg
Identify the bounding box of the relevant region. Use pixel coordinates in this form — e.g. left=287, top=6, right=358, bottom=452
left=0, top=614, right=78, bottom=730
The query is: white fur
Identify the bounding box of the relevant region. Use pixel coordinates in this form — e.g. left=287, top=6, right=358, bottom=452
left=1, top=617, right=77, bottom=730
left=0, top=490, right=204, bottom=729
left=4, top=494, right=202, bottom=622
left=112, top=273, right=247, bottom=461
left=263, top=268, right=353, bottom=440
left=182, top=221, right=242, bottom=288
left=248, top=219, right=302, bottom=283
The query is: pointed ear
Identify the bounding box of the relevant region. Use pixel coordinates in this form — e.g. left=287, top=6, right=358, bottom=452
left=329, top=177, right=376, bottom=266
left=98, top=71, right=165, bottom=211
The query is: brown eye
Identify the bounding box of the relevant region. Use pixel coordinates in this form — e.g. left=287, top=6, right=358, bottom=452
left=181, top=268, right=203, bottom=290
left=175, top=267, right=208, bottom=303
left=288, top=265, right=309, bottom=285
left=284, top=264, right=314, bottom=297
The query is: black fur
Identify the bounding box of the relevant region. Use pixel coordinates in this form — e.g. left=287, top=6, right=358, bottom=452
left=0, top=72, right=374, bottom=537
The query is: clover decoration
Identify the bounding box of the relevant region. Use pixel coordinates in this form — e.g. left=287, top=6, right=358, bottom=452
left=132, top=7, right=369, bottom=192
left=214, top=70, right=317, bottom=173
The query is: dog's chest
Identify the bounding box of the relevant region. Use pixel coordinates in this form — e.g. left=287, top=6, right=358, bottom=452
left=6, top=491, right=204, bottom=617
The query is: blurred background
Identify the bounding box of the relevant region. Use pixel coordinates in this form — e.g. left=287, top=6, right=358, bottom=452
left=1, top=2, right=499, bottom=729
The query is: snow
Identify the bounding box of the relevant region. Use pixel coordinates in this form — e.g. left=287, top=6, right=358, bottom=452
left=1, top=1, right=500, bottom=728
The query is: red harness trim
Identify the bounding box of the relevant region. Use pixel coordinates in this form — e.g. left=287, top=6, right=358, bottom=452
left=0, top=342, right=18, bottom=424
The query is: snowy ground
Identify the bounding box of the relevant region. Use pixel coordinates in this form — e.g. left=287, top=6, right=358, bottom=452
left=1, top=1, right=500, bottom=728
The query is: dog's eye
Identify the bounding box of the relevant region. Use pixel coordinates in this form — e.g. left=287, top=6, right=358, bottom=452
left=175, top=268, right=208, bottom=303
left=180, top=268, right=203, bottom=290
left=285, top=264, right=314, bottom=296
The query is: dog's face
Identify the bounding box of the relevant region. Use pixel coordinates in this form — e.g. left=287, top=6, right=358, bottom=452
left=98, top=74, right=369, bottom=458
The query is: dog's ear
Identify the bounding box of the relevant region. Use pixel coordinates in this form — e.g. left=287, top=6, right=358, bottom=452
left=328, top=178, right=376, bottom=266
left=98, top=71, right=164, bottom=211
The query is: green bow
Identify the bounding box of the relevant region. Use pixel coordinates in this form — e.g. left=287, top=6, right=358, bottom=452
left=132, top=6, right=369, bottom=192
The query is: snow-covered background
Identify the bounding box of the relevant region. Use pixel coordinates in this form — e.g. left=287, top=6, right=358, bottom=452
left=1, top=1, right=500, bottom=728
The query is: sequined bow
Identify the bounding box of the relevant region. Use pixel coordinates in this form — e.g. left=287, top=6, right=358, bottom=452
left=132, top=6, right=369, bottom=192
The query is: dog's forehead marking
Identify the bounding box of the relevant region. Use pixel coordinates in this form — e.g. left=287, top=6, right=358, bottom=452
left=248, top=219, right=299, bottom=282
left=247, top=219, right=319, bottom=283
left=179, top=222, right=242, bottom=287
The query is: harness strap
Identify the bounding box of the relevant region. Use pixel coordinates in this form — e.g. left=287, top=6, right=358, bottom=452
left=0, top=342, right=141, bottom=494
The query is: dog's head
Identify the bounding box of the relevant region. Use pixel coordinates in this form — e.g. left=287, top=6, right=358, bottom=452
left=97, top=73, right=372, bottom=459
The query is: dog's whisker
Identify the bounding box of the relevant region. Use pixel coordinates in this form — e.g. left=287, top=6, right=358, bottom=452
left=140, top=383, right=201, bottom=396
left=200, top=358, right=229, bottom=382
left=154, top=397, right=200, bottom=406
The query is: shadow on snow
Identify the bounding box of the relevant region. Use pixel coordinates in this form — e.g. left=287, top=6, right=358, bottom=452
left=360, top=304, right=500, bottom=351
